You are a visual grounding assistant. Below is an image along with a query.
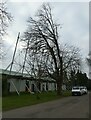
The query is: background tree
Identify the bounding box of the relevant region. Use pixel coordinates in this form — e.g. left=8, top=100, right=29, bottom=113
left=0, top=1, right=13, bottom=59
left=0, top=1, right=12, bottom=37
left=22, top=3, right=81, bottom=95
left=69, top=70, right=88, bottom=87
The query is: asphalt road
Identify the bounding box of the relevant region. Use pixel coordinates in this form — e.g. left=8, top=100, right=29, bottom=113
left=3, top=92, right=90, bottom=118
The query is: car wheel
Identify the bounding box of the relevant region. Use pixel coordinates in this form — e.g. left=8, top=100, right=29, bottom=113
left=72, top=93, right=74, bottom=96
left=79, top=92, right=82, bottom=96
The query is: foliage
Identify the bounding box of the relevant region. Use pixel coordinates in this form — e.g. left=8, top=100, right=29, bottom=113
left=76, top=71, right=88, bottom=86
left=69, top=70, right=88, bottom=87
left=87, top=79, right=91, bottom=90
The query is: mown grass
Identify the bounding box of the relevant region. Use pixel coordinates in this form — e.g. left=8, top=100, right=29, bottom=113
left=0, top=97, right=2, bottom=111
left=2, top=91, right=71, bottom=111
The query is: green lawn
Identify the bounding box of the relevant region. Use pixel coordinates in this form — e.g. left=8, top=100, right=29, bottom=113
left=0, top=97, right=2, bottom=111
left=2, top=91, right=71, bottom=111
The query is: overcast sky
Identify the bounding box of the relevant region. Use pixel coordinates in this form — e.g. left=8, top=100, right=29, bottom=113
left=1, top=1, right=89, bottom=76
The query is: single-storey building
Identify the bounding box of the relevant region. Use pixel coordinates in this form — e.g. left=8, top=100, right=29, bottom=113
left=1, top=69, right=57, bottom=95
left=1, top=69, right=66, bottom=95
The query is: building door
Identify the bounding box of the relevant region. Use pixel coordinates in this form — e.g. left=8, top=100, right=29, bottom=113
left=42, top=84, right=45, bottom=91
left=31, top=84, right=35, bottom=92
left=55, top=83, right=56, bottom=91
left=7, top=82, right=10, bottom=93
left=46, top=83, right=48, bottom=91
left=37, top=82, right=41, bottom=91
left=25, top=80, right=29, bottom=92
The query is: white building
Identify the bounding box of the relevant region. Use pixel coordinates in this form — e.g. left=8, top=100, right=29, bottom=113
left=1, top=69, right=57, bottom=95
left=1, top=69, right=67, bottom=95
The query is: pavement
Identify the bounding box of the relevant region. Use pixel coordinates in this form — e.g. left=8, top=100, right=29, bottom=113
left=2, top=92, right=90, bottom=118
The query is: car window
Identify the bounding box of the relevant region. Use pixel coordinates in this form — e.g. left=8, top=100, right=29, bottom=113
left=72, top=87, right=79, bottom=89
left=80, top=88, right=83, bottom=90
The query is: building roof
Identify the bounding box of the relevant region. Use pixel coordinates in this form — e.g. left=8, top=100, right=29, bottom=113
left=0, top=69, right=56, bottom=83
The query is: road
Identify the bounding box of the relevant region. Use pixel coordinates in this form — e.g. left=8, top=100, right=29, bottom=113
left=3, top=93, right=90, bottom=118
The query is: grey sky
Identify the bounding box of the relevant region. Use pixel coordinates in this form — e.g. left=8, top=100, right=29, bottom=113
left=1, top=1, right=89, bottom=76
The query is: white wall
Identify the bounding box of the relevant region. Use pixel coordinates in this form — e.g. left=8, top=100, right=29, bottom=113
left=19, top=80, right=26, bottom=91
left=8, top=79, right=58, bottom=92
left=62, top=84, right=66, bottom=90
left=8, top=79, right=21, bottom=92
left=48, top=83, right=55, bottom=91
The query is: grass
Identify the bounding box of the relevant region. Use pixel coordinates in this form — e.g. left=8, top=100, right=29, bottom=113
left=0, top=97, right=2, bottom=111
left=2, top=91, right=71, bottom=111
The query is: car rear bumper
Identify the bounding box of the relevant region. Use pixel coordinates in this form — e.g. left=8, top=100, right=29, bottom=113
left=72, top=92, right=81, bottom=96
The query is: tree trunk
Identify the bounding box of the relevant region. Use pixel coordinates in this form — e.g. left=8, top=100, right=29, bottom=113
left=58, top=56, right=63, bottom=95
left=56, top=78, right=63, bottom=95
left=56, top=63, right=63, bottom=96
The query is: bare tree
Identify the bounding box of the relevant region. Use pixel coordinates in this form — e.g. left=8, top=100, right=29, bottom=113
left=22, top=3, right=81, bottom=95
left=62, top=44, right=81, bottom=76
left=0, top=1, right=12, bottom=38
left=0, top=1, right=13, bottom=59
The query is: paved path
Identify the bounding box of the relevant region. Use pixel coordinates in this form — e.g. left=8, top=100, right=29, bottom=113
left=3, top=93, right=89, bottom=118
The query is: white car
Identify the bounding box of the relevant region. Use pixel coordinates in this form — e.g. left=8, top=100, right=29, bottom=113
left=72, top=86, right=84, bottom=96
left=81, top=86, right=88, bottom=94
